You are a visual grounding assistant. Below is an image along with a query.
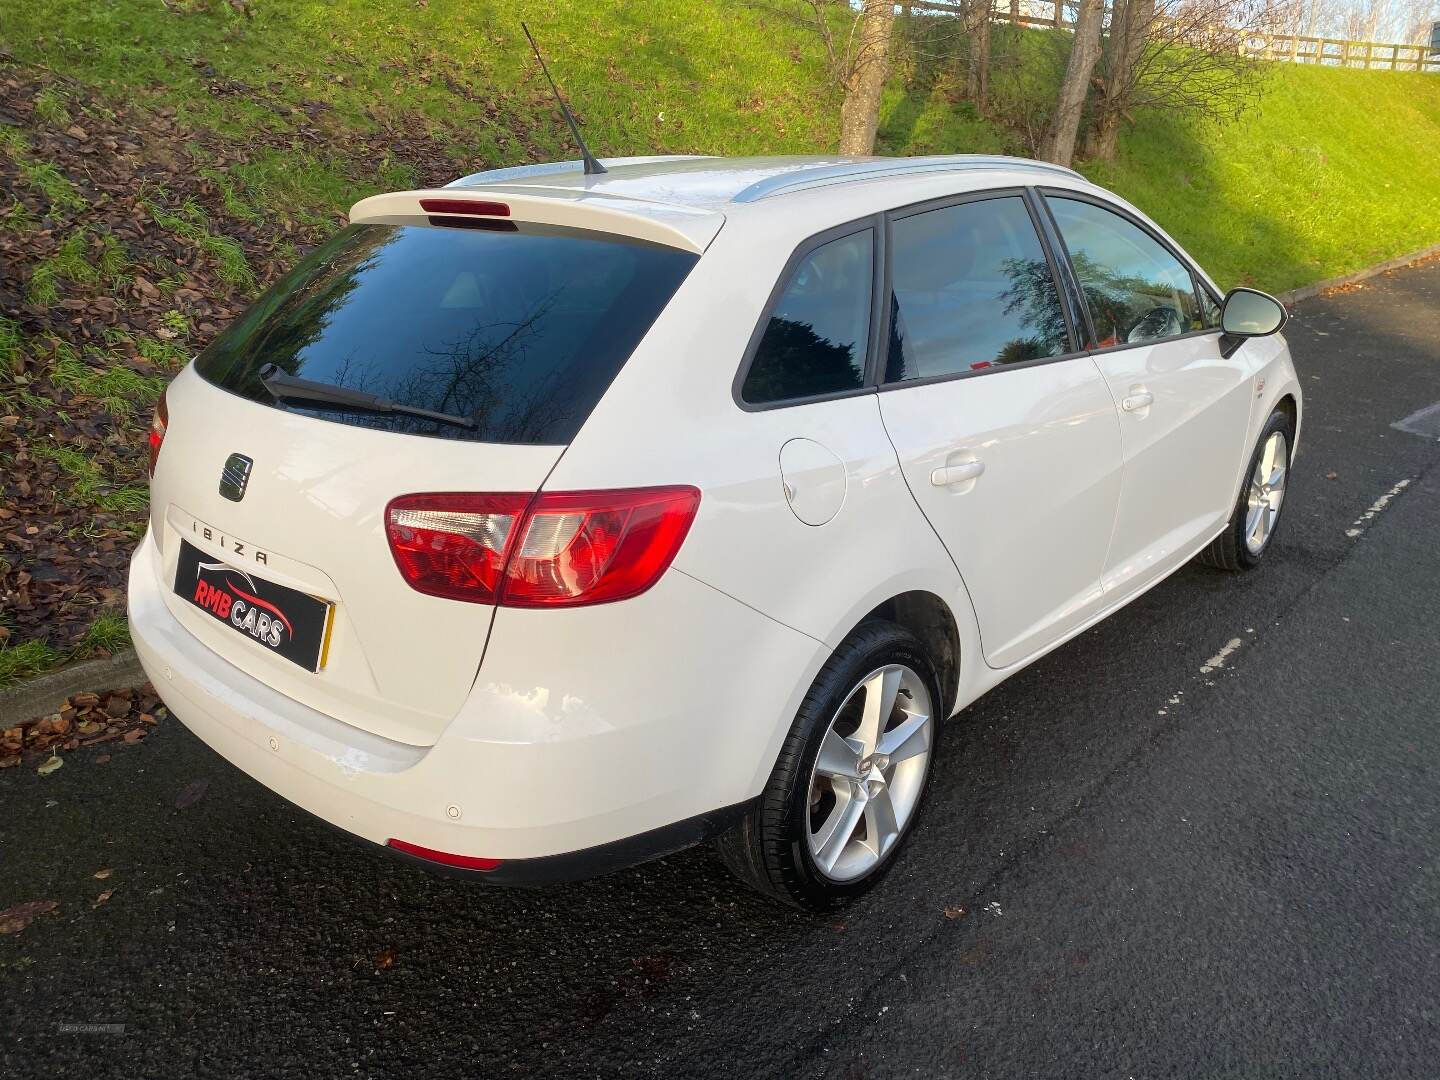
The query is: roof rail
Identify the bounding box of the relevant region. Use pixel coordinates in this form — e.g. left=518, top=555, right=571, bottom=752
left=447, top=155, right=716, bottom=189
left=731, top=155, right=1087, bottom=203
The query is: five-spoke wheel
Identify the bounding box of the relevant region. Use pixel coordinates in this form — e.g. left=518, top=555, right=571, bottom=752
left=806, top=664, right=933, bottom=882
left=717, top=620, right=942, bottom=910
left=1245, top=430, right=1288, bottom=555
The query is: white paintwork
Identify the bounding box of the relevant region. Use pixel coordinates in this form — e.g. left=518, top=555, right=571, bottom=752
left=1092, top=333, right=1255, bottom=597
left=778, top=438, right=848, bottom=526
left=130, top=155, right=1302, bottom=868
left=879, top=359, right=1124, bottom=668
left=349, top=187, right=725, bottom=254
left=149, top=364, right=561, bottom=747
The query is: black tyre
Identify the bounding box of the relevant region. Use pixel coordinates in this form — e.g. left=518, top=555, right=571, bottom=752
left=716, top=620, right=942, bottom=911
left=1198, top=407, right=1295, bottom=571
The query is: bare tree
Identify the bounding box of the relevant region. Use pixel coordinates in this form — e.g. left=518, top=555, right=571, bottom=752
left=1274, top=0, right=1437, bottom=41
left=966, top=0, right=994, bottom=108
left=1042, top=0, right=1106, bottom=166
left=1081, top=0, right=1270, bottom=163
left=805, top=0, right=899, bottom=155
left=1083, top=0, right=1156, bottom=160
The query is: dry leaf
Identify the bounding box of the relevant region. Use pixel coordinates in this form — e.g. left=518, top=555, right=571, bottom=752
left=375, top=945, right=399, bottom=970
left=943, top=906, right=966, bottom=919
left=0, top=900, right=59, bottom=934
left=37, top=755, right=63, bottom=777
left=94, top=868, right=112, bottom=880
left=175, top=779, right=209, bottom=810
left=93, top=889, right=114, bottom=908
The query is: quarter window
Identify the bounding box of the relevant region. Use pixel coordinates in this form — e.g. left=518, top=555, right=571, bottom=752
left=886, top=196, right=1069, bottom=383
left=741, top=230, right=873, bottom=405
left=1198, top=283, right=1222, bottom=328
left=1047, top=196, right=1202, bottom=347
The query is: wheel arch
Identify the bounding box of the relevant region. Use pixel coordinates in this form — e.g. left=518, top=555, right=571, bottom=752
left=857, top=590, right=964, bottom=718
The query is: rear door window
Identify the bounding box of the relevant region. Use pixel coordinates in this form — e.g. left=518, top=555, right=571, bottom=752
left=1046, top=196, right=1203, bottom=347
left=740, top=229, right=873, bottom=405
left=196, top=222, right=697, bottom=445
left=886, top=195, right=1070, bottom=381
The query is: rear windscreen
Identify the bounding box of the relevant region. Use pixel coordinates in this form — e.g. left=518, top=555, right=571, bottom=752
left=195, top=221, right=698, bottom=444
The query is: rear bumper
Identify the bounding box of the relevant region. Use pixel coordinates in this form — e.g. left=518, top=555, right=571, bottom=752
left=128, top=529, right=823, bottom=877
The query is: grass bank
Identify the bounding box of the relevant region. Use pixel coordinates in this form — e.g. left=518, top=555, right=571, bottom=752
left=1, top=0, right=1439, bottom=686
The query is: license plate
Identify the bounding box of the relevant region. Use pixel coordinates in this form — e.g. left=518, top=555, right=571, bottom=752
left=173, top=540, right=334, bottom=672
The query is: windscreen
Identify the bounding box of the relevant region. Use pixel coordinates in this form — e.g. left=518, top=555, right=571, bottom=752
left=195, top=221, right=698, bottom=444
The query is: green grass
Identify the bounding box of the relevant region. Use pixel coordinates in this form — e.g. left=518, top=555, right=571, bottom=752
left=80, top=613, right=130, bottom=653
left=105, top=327, right=192, bottom=370
left=1, top=127, right=88, bottom=214
left=33, top=85, right=71, bottom=127
left=0, top=619, right=129, bottom=688
left=47, top=341, right=165, bottom=416
left=1080, top=64, right=1440, bottom=291
left=30, top=442, right=148, bottom=514
left=0, top=639, right=62, bottom=688
left=139, top=187, right=257, bottom=292
left=1, top=194, right=36, bottom=234
left=0, top=317, right=20, bottom=374
left=6, top=2, right=1438, bottom=290
left=26, top=227, right=130, bottom=304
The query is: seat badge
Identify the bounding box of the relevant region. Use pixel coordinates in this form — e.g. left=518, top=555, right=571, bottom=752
left=219, top=453, right=254, bottom=502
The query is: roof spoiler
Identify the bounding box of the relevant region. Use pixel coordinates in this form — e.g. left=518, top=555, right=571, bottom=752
left=348, top=187, right=724, bottom=254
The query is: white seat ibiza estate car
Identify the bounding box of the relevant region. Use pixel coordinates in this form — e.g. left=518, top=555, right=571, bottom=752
left=129, top=155, right=1300, bottom=909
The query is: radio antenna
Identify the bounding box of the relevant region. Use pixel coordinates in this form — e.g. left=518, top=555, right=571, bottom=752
left=521, top=22, right=607, bottom=176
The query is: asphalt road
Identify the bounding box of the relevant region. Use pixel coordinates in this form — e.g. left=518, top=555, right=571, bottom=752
left=4, top=258, right=1440, bottom=1079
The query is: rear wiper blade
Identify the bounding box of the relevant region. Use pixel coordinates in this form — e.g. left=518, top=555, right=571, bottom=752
left=257, top=364, right=476, bottom=430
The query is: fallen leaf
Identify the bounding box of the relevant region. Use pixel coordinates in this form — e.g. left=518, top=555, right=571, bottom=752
left=93, top=889, right=114, bottom=908
left=0, top=900, right=59, bottom=934
left=175, top=779, right=209, bottom=810
left=95, top=754, right=111, bottom=765
left=122, top=729, right=144, bottom=743
left=94, top=868, right=112, bottom=880
left=375, top=945, right=399, bottom=970
left=944, top=906, right=966, bottom=919
left=37, top=755, right=63, bottom=777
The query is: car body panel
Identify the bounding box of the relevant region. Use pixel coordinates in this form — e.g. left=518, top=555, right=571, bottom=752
left=879, top=358, right=1124, bottom=668
left=130, top=529, right=824, bottom=858
left=1092, top=332, right=1255, bottom=597
left=150, top=364, right=563, bottom=747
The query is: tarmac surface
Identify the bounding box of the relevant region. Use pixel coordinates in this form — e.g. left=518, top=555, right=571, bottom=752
left=3, top=258, right=1440, bottom=1078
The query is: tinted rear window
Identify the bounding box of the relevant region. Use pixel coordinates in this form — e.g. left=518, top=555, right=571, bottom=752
left=196, top=222, right=698, bottom=444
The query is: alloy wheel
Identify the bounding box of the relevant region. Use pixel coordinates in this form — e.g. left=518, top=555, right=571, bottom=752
left=805, top=664, right=934, bottom=883
left=1245, top=431, right=1288, bottom=555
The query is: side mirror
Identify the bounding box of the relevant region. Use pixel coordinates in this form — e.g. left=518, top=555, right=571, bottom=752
left=1221, top=287, right=1287, bottom=338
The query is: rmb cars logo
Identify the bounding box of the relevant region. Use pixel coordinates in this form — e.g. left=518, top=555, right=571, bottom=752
left=191, top=562, right=292, bottom=649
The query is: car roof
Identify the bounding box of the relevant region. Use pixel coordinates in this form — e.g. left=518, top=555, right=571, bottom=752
left=350, top=155, right=1097, bottom=256
left=445, top=154, right=1088, bottom=210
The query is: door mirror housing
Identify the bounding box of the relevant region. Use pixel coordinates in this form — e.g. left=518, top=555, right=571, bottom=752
left=1221, top=288, right=1287, bottom=338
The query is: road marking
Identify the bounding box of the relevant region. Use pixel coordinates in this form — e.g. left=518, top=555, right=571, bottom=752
left=1200, top=637, right=1243, bottom=675
left=1345, top=478, right=1412, bottom=538
left=1392, top=402, right=1440, bottom=440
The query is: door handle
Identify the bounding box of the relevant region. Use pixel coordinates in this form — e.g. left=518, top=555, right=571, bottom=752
left=930, top=459, right=985, bottom=487
left=1121, top=390, right=1154, bottom=412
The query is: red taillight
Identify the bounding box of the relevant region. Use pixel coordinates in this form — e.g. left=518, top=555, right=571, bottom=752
left=385, top=486, right=700, bottom=608
left=147, top=388, right=169, bottom=478
left=503, top=487, right=701, bottom=607
left=386, top=838, right=503, bottom=872
left=417, top=198, right=510, bottom=217
left=385, top=493, right=531, bottom=605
